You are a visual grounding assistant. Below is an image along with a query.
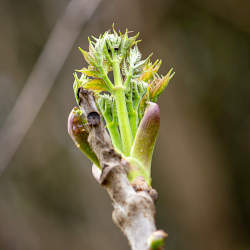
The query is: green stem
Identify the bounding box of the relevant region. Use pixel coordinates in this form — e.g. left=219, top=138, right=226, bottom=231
left=106, top=123, right=122, bottom=152
left=124, top=68, right=133, bottom=89
left=102, top=110, right=122, bottom=152
left=112, top=57, right=133, bottom=156
left=129, top=110, right=137, bottom=138
left=100, top=68, right=114, bottom=91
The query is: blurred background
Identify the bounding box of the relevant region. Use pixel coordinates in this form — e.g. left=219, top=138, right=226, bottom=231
left=0, top=0, right=250, bottom=249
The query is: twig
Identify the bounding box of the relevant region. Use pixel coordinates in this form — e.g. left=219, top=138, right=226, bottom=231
left=78, top=88, right=167, bottom=250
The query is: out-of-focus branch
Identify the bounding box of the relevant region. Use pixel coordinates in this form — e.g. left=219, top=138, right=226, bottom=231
left=0, top=0, right=102, bottom=174
left=77, top=88, right=167, bottom=250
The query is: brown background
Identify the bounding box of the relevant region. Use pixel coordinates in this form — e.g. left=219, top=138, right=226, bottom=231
left=0, top=0, right=250, bottom=249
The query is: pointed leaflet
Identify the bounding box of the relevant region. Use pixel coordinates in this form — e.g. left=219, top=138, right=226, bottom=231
left=128, top=102, right=160, bottom=185
left=78, top=47, right=96, bottom=66
left=76, top=67, right=101, bottom=78
left=68, top=107, right=100, bottom=168
left=137, top=67, right=174, bottom=120
left=73, top=73, right=88, bottom=104
left=149, top=68, right=175, bottom=102
left=139, top=59, right=162, bottom=82
left=83, top=78, right=111, bottom=92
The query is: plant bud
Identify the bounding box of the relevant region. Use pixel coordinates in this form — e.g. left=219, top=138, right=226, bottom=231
left=68, top=107, right=100, bottom=168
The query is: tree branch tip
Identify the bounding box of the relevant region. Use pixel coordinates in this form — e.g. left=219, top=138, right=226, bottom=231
left=68, top=27, right=175, bottom=249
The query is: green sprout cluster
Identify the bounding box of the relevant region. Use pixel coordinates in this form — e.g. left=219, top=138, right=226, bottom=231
left=71, top=26, right=174, bottom=185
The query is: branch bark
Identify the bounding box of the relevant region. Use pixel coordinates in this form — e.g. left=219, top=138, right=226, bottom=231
left=78, top=88, right=167, bottom=250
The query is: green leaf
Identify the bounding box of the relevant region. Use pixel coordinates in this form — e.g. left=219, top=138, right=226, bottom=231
left=125, top=32, right=140, bottom=50
left=78, top=47, right=95, bottom=66
left=73, top=73, right=88, bottom=104
left=129, top=46, right=141, bottom=66
left=139, top=59, right=162, bottom=82
left=83, top=79, right=111, bottom=92
left=134, top=53, right=153, bottom=70
left=97, top=94, right=113, bottom=122
left=76, top=67, right=101, bottom=78
left=149, top=68, right=175, bottom=102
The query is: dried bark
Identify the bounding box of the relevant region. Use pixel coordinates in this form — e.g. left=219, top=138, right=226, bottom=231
left=78, top=88, right=166, bottom=250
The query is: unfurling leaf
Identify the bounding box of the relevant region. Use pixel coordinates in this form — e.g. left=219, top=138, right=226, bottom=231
left=149, top=68, right=175, bottom=102
left=78, top=47, right=95, bottom=66
left=83, top=79, right=111, bottom=92
left=76, top=67, right=101, bottom=78
left=139, top=59, right=162, bottom=82
left=72, top=27, right=174, bottom=173
left=73, top=73, right=88, bottom=104
left=68, top=107, right=100, bottom=168
left=125, top=32, right=140, bottom=51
